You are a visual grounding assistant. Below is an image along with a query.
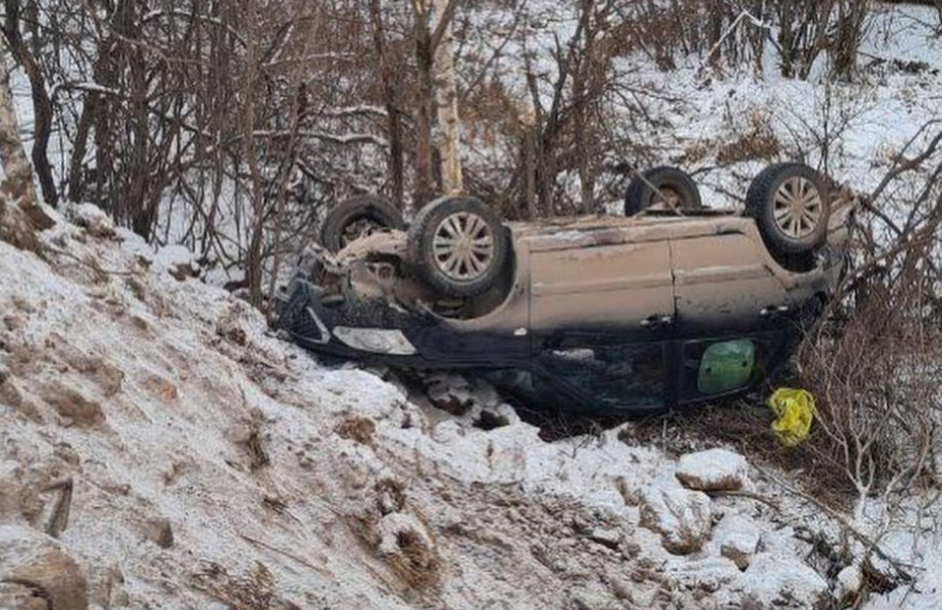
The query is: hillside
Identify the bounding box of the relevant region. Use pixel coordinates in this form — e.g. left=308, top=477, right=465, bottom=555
left=0, top=208, right=937, bottom=608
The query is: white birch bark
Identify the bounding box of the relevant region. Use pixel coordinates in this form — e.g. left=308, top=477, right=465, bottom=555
left=432, top=0, right=463, bottom=195
left=0, top=49, right=35, bottom=203
left=0, top=46, right=48, bottom=250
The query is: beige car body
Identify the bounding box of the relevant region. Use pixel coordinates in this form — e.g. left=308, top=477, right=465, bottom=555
left=278, top=192, right=855, bottom=412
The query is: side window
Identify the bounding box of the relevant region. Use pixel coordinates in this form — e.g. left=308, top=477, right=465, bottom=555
left=682, top=335, right=782, bottom=399
left=539, top=343, right=667, bottom=409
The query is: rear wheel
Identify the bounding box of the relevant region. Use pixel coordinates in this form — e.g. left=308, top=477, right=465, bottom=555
left=320, top=195, right=405, bottom=253
left=408, top=196, right=510, bottom=298
left=746, top=163, right=830, bottom=255
left=625, top=166, right=703, bottom=216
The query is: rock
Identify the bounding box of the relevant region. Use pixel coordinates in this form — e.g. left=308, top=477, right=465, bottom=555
left=142, top=518, right=174, bottom=549
left=638, top=485, right=712, bottom=555
left=39, top=382, right=105, bottom=427
left=587, top=527, right=622, bottom=551
left=713, top=513, right=760, bottom=569
left=473, top=408, right=510, bottom=431
left=675, top=448, right=748, bottom=492
left=71, top=203, right=115, bottom=239
left=740, top=553, right=828, bottom=609
left=144, top=375, right=178, bottom=403
left=0, top=525, right=88, bottom=610
left=671, top=556, right=741, bottom=593
left=426, top=373, right=474, bottom=415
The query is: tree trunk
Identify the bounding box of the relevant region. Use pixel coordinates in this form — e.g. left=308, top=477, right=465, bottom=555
left=432, top=0, right=463, bottom=196
left=242, top=0, right=266, bottom=308
left=0, top=47, right=52, bottom=250
left=520, top=106, right=537, bottom=219
left=413, top=9, right=435, bottom=208
left=369, top=0, right=405, bottom=208
left=3, top=0, right=57, bottom=207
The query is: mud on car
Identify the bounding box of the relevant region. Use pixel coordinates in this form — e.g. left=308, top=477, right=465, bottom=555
left=275, top=163, right=857, bottom=414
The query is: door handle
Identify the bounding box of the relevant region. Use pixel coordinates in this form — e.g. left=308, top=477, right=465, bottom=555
left=641, top=314, right=674, bottom=329
left=760, top=304, right=790, bottom=318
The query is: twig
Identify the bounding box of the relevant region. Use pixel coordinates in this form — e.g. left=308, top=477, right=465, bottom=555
left=42, top=478, right=74, bottom=538
left=44, top=245, right=137, bottom=277
left=707, top=489, right=782, bottom=512
left=238, top=533, right=330, bottom=575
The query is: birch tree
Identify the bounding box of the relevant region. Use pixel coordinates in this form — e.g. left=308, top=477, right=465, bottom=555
left=0, top=45, right=52, bottom=250
left=432, top=0, right=463, bottom=196
left=412, top=0, right=463, bottom=204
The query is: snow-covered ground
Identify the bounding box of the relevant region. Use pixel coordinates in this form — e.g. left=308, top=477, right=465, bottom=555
left=0, top=202, right=936, bottom=608
left=2, top=3, right=942, bottom=609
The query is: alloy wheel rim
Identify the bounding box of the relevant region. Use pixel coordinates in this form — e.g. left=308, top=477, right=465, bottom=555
left=773, top=177, right=824, bottom=239
left=432, top=211, right=495, bottom=282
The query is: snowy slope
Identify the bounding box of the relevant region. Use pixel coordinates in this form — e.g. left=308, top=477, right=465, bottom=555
left=0, top=207, right=894, bottom=609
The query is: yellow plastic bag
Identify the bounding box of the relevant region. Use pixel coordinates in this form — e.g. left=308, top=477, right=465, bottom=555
left=768, top=388, right=816, bottom=447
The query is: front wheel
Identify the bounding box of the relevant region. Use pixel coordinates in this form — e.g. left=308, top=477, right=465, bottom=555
left=746, top=163, right=831, bottom=255
left=408, top=196, right=510, bottom=298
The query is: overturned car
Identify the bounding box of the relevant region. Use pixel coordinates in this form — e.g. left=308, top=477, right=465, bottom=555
left=276, top=163, right=856, bottom=413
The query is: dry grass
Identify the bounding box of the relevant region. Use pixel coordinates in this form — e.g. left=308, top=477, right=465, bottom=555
left=192, top=562, right=301, bottom=610
left=346, top=505, right=442, bottom=592
left=619, top=400, right=860, bottom=510
left=335, top=416, right=377, bottom=447
left=387, top=527, right=442, bottom=589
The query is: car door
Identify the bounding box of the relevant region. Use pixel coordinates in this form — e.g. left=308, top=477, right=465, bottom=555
left=528, top=237, right=675, bottom=338
left=671, top=233, right=789, bottom=333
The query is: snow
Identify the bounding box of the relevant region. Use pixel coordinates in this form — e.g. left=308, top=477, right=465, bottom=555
left=740, top=553, right=829, bottom=609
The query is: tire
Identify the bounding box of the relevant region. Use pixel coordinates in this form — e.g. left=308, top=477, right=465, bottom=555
left=408, top=196, right=510, bottom=298
left=624, top=166, right=703, bottom=216
left=745, top=163, right=831, bottom=255
left=319, top=195, right=405, bottom=253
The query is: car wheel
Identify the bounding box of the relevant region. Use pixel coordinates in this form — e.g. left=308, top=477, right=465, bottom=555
left=320, top=195, right=405, bottom=253
left=624, top=166, right=703, bottom=216
left=408, top=196, right=510, bottom=298
left=746, top=163, right=831, bottom=255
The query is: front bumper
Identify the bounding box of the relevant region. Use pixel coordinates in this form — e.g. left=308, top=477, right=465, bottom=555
left=275, top=276, right=529, bottom=367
